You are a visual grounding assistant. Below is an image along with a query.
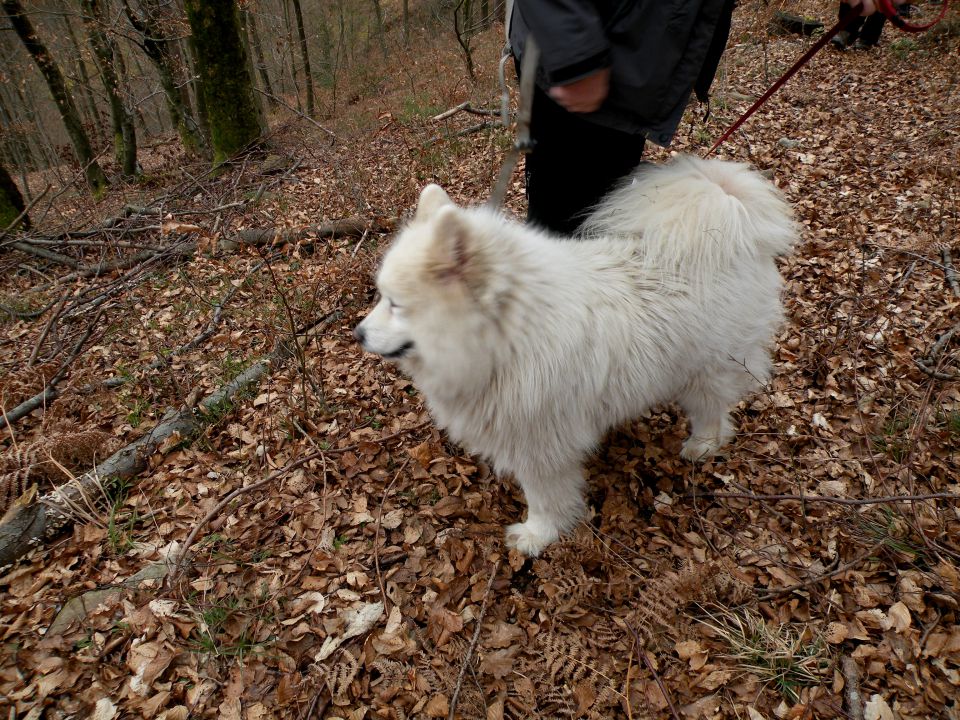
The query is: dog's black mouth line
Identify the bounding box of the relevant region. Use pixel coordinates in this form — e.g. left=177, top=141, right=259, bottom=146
left=381, top=342, right=414, bottom=359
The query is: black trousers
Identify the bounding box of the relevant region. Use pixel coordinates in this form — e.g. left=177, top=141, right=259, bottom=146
left=525, top=85, right=646, bottom=236
left=839, top=2, right=887, bottom=45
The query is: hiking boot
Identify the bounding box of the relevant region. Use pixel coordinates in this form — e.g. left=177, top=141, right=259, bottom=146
left=831, top=30, right=852, bottom=50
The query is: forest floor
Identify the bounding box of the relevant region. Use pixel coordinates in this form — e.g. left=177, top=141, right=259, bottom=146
left=2, top=1, right=960, bottom=718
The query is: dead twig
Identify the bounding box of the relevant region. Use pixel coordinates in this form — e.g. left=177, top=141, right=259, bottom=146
left=430, top=101, right=499, bottom=122
left=375, top=459, right=410, bottom=612
left=691, top=491, right=960, bottom=506
left=915, top=323, right=960, bottom=381
left=448, top=558, right=501, bottom=720
left=757, top=541, right=885, bottom=599
left=942, top=247, right=960, bottom=297
left=0, top=309, right=106, bottom=430
left=841, top=656, right=864, bottom=720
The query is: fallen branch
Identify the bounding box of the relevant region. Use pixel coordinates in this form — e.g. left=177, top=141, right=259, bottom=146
left=915, top=323, right=960, bottom=381
left=431, top=101, right=499, bottom=122
left=223, top=216, right=397, bottom=250
left=8, top=240, right=81, bottom=269
left=691, top=490, right=960, bottom=506
left=0, top=309, right=105, bottom=430
left=0, top=311, right=341, bottom=569
left=841, top=656, right=865, bottom=720
left=942, top=247, right=960, bottom=298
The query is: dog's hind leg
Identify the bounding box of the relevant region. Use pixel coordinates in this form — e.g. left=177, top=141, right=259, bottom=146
left=677, top=372, right=740, bottom=461
left=505, top=463, right=586, bottom=557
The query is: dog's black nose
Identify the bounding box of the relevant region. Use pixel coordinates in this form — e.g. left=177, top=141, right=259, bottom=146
left=353, top=325, right=366, bottom=344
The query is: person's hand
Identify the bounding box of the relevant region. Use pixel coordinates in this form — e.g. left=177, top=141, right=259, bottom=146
left=857, top=0, right=878, bottom=15
left=548, top=68, right=611, bottom=113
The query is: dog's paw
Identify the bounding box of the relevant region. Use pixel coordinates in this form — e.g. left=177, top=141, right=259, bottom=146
left=505, top=520, right=559, bottom=557
left=681, top=436, right=724, bottom=462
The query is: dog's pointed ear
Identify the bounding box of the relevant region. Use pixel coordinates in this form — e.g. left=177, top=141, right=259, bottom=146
left=415, top=184, right=453, bottom=221
left=427, top=206, right=484, bottom=288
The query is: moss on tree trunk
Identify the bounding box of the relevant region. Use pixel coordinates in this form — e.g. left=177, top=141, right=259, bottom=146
left=0, top=163, right=29, bottom=230
left=81, top=0, right=138, bottom=177
left=183, top=0, right=264, bottom=165
left=2, top=0, right=108, bottom=196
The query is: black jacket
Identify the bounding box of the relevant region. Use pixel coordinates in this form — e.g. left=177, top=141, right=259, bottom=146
left=509, top=0, right=734, bottom=146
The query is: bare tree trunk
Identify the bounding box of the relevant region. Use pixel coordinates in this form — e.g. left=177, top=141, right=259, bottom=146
left=0, top=162, right=29, bottom=230
left=62, top=14, right=104, bottom=139
left=282, top=0, right=302, bottom=111
left=245, top=9, right=278, bottom=108
left=183, top=0, right=264, bottom=164
left=370, top=0, right=388, bottom=58
left=289, top=0, right=314, bottom=116
left=1, top=0, right=108, bottom=195
left=122, top=0, right=207, bottom=156
left=403, top=0, right=410, bottom=45
left=81, top=0, right=138, bottom=177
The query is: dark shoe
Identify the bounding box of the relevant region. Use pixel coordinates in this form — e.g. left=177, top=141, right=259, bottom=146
left=852, top=38, right=878, bottom=49
left=830, top=30, right=852, bottom=49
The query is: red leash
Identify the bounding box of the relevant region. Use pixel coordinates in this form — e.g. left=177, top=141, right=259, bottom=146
left=706, top=0, right=951, bottom=156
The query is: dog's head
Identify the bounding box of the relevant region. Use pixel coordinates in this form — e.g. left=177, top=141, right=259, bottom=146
left=353, top=185, right=503, bottom=380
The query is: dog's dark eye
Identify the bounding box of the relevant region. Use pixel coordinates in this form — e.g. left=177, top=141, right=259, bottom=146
left=389, top=299, right=402, bottom=311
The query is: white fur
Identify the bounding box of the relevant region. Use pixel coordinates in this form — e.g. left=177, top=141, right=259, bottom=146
left=355, top=155, right=796, bottom=556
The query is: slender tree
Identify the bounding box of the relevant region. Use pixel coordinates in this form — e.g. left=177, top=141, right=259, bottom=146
left=122, top=0, right=206, bottom=155
left=0, top=163, right=29, bottom=230
left=2, top=0, right=108, bottom=195
left=81, top=0, right=138, bottom=177
left=62, top=14, right=103, bottom=136
left=182, top=0, right=264, bottom=164
left=245, top=8, right=278, bottom=108
left=289, top=0, right=314, bottom=116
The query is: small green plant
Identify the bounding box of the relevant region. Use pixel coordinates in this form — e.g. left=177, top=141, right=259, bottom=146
left=698, top=607, right=831, bottom=702
left=219, top=353, right=248, bottom=383
left=202, top=397, right=235, bottom=425
left=853, top=507, right=931, bottom=566
left=125, top=398, right=151, bottom=428
left=107, top=503, right=137, bottom=554
left=889, top=37, right=919, bottom=60
left=333, top=534, right=348, bottom=550
left=871, top=413, right=913, bottom=462
left=397, top=92, right=443, bottom=125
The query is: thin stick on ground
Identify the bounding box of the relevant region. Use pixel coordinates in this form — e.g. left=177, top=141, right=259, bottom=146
left=691, top=491, right=960, bottom=506
left=942, top=247, right=960, bottom=297
left=841, top=656, right=865, bottom=720
left=375, top=459, right=410, bottom=612
left=448, top=558, right=501, bottom=720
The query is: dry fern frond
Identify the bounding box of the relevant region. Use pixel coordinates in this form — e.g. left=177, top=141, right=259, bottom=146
left=0, top=429, right=113, bottom=514
left=323, top=649, right=362, bottom=706
left=628, top=558, right=756, bottom=645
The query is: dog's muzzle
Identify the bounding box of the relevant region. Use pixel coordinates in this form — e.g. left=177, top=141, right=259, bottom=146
left=353, top=325, right=414, bottom=359
left=382, top=341, right=414, bottom=359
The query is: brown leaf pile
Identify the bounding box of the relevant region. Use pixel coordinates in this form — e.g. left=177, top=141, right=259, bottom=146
left=2, top=1, right=960, bottom=718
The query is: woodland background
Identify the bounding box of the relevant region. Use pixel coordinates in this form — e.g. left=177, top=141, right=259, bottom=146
left=1, top=0, right=960, bottom=718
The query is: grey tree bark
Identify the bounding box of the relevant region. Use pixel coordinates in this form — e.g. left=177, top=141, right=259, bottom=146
left=2, top=0, right=109, bottom=195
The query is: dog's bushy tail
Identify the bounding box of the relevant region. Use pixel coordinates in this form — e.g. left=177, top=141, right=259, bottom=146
left=580, top=155, right=796, bottom=271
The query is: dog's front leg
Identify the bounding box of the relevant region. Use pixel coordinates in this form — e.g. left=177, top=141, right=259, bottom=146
left=505, top=463, right=586, bottom=556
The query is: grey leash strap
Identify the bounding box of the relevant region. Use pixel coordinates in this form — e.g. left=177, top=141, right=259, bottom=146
left=487, top=35, right=539, bottom=209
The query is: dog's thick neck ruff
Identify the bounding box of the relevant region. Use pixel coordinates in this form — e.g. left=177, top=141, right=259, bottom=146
left=355, top=156, right=795, bottom=556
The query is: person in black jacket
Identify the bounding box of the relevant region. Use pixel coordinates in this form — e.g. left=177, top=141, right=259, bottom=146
left=509, top=0, right=735, bottom=234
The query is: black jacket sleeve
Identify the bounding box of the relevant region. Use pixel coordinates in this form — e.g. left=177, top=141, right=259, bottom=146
left=513, top=0, right=612, bottom=85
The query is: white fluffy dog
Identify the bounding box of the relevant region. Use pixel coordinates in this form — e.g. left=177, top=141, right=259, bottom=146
left=355, top=156, right=795, bottom=556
